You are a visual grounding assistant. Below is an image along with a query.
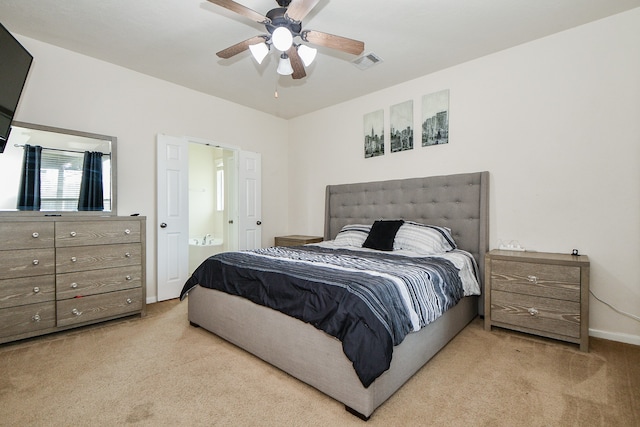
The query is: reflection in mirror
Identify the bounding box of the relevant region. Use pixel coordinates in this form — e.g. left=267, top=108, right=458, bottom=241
left=0, top=122, right=116, bottom=215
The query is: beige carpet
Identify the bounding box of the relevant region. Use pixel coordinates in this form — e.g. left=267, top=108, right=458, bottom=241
left=1, top=299, right=638, bottom=426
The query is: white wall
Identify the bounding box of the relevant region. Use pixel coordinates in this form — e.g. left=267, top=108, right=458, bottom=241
left=12, top=36, right=290, bottom=302
left=288, top=9, right=640, bottom=343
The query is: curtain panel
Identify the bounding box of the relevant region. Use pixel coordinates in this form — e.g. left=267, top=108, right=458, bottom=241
left=17, top=144, right=42, bottom=211
left=78, top=151, right=104, bottom=211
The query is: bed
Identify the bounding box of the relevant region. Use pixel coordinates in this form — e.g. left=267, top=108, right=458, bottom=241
left=182, top=171, right=489, bottom=419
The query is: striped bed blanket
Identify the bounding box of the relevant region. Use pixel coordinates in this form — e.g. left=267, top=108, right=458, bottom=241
left=180, top=244, right=480, bottom=387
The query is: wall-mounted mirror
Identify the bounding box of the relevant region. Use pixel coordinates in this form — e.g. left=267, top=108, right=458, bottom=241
left=0, top=121, right=117, bottom=216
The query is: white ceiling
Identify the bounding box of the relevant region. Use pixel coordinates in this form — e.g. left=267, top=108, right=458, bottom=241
left=1, top=0, right=639, bottom=119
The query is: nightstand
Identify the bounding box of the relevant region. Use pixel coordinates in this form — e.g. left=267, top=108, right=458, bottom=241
left=274, top=235, right=323, bottom=247
left=484, top=250, right=590, bottom=352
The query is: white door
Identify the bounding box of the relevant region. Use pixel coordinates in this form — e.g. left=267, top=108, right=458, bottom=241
left=156, top=134, right=189, bottom=300
left=238, top=151, right=262, bottom=250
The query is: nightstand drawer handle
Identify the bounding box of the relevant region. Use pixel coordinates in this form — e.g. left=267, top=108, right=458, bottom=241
left=126, top=298, right=133, bottom=304
left=528, top=307, right=539, bottom=316
left=125, top=275, right=132, bottom=281
left=32, top=232, right=39, bottom=238
left=124, top=229, right=131, bottom=235
left=72, top=308, right=82, bottom=316
left=71, top=282, right=78, bottom=289
left=32, top=259, right=39, bottom=265
left=33, top=287, right=40, bottom=293
left=71, top=257, right=77, bottom=262
left=70, top=231, right=77, bottom=237
left=125, top=252, right=131, bottom=258
left=32, top=314, right=41, bottom=322
left=527, top=275, right=538, bottom=284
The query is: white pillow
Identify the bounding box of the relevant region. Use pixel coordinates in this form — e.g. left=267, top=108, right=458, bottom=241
left=393, top=221, right=457, bottom=254
left=333, top=224, right=371, bottom=247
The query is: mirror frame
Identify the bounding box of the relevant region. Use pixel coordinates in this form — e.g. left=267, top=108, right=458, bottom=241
left=0, top=121, right=117, bottom=217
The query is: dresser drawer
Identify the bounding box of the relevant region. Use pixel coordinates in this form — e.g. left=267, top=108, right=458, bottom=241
left=57, top=265, right=142, bottom=299
left=0, top=301, right=56, bottom=338
left=491, top=290, right=580, bottom=338
left=0, top=221, right=55, bottom=250
left=490, top=260, right=581, bottom=302
left=0, top=275, right=55, bottom=309
left=56, top=243, right=141, bottom=274
left=57, top=288, right=143, bottom=327
left=0, top=248, right=56, bottom=280
left=55, top=220, right=141, bottom=247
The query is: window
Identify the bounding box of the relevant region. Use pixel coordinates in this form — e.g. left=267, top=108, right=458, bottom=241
left=39, top=150, right=111, bottom=211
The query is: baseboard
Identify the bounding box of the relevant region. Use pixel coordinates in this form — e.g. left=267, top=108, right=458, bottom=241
left=590, top=328, right=640, bottom=346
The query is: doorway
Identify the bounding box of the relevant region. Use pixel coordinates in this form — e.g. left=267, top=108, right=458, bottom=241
left=156, top=134, right=261, bottom=301
left=187, top=143, right=237, bottom=274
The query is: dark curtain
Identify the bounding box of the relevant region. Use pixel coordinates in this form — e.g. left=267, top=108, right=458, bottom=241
left=78, top=151, right=104, bottom=211
left=17, top=144, right=42, bottom=211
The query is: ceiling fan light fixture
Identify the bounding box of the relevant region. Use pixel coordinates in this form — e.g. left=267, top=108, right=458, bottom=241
left=272, top=26, right=293, bottom=52
left=297, top=44, right=317, bottom=66
left=277, top=54, right=293, bottom=75
left=249, top=41, right=269, bottom=64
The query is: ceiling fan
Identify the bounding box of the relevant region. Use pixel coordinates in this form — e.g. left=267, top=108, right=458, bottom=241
left=208, top=0, right=365, bottom=79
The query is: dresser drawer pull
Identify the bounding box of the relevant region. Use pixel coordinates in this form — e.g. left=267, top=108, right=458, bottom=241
left=71, top=308, right=83, bottom=316
left=71, top=282, right=78, bottom=289
left=33, top=286, right=40, bottom=293
left=32, top=232, right=39, bottom=238
left=125, top=252, right=131, bottom=258
left=124, top=229, right=131, bottom=235
left=126, top=298, right=133, bottom=304
left=528, top=307, right=539, bottom=316
left=32, top=259, right=39, bottom=265
left=32, top=314, right=41, bottom=322
left=71, top=257, right=77, bottom=262
left=527, top=275, right=538, bottom=284
left=70, top=231, right=77, bottom=237
left=125, top=275, right=132, bottom=281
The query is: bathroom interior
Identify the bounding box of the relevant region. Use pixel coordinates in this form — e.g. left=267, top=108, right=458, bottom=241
left=188, top=143, right=237, bottom=274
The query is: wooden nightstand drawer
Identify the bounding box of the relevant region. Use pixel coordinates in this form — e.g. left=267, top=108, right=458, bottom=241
left=484, top=250, right=589, bottom=351
left=274, top=235, right=323, bottom=246
left=491, top=290, right=580, bottom=338
left=490, top=260, right=580, bottom=301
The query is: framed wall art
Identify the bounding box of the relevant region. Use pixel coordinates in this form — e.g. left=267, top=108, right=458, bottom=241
left=364, top=109, right=384, bottom=158
left=390, top=100, right=413, bottom=153
left=422, top=89, right=449, bottom=146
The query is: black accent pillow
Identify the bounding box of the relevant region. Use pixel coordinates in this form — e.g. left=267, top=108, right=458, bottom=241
left=362, top=220, right=404, bottom=251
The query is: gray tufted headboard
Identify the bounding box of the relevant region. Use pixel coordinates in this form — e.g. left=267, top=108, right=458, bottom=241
left=324, top=171, right=490, bottom=297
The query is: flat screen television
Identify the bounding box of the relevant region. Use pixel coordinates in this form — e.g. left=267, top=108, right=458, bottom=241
left=0, top=22, right=33, bottom=153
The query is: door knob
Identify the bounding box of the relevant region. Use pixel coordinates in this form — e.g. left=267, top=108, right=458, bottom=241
left=256, top=221, right=262, bottom=225
left=160, top=223, right=167, bottom=228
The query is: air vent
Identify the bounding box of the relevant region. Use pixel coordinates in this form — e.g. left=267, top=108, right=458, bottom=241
left=352, top=52, right=383, bottom=70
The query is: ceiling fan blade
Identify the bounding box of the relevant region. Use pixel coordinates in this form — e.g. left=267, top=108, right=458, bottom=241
left=216, top=36, right=266, bottom=59
left=285, top=0, right=320, bottom=22
left=207, top=0, right=269, bottom=23
left=287, top=46, right=306, bottom=79
left=302, top=30, right=365, bottom=56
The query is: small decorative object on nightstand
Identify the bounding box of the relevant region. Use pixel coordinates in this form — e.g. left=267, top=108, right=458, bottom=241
left=484, top=249, right=590, bottom=352
left=274, top=235, right=323, bottom=247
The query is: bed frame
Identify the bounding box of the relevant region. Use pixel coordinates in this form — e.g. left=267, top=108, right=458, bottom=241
left=188, top=171, right=489, bottom=419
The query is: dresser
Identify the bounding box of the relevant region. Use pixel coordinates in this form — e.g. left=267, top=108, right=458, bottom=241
left=274, top=235, right=323, bottom=246
left=0, top=216, right=146, bottom=344
left=484, top=250, right=589, bottom=351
